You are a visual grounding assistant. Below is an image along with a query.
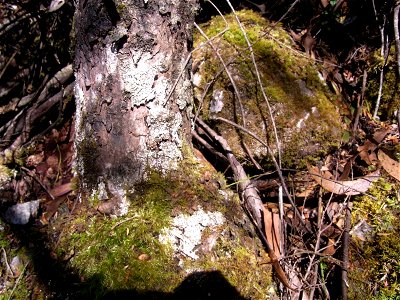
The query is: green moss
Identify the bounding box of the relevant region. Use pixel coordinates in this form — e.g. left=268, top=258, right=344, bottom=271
left=349, top=179, right=400, bottom=298
left=58, top=177, right=181, bottom=297
left=366, top=45, right=400, bottom=120
left=184, top=225, right=274, bottom=299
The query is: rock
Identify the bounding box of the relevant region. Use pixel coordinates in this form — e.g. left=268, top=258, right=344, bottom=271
left=10, top=256, right=24, bottom=276
left=193, top=10, right=345, bottom=167
left=4, top=200, right=40, bottom=225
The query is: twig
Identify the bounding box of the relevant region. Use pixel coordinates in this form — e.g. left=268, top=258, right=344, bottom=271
left=372, top=0, right=389, bottom=119
left=192, top=130, right=229, bottom=164
left=111, top=215, right=139, bottom=230
left=21, top=166, right=55, bottom=200
left=273, top=0, right=301, bottom=25
left=0, top=50, right=17, bottom=81
left=196, top=118, right=298, bottom=291
left=194, top=22, right=261, bottom=171
left=7, top=262, right=28, bottom=300
left=393, top=2, right=400, bottom=136
left=352, top=69, right=367, bottom=138
left=341, top=202, right=352, bottom=300
left=394, top=2, right=400, bottom=77
left=165, top=0, right=229, bottom=108
left=1, top=247, right=14, bottom=277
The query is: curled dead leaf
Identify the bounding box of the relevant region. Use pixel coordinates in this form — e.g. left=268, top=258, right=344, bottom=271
left=378, top=150, right=400, bottom=181
left=307, top=164, right=380, bottom=195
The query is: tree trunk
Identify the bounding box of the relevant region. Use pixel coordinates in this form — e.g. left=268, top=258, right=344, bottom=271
left=74, top=0, right=198, bottom=214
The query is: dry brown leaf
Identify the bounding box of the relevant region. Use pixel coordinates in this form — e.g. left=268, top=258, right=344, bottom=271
left=50, top=182, right=72, bottom=197
left=373, top=128, right=390, bottom=143
left=357, top=140, right=377, bottom=165
left=307, top=164, right=380, bottom=195
left=378, top=150, right=400, bottom=181
left=263, top=206, right=281, bottom=258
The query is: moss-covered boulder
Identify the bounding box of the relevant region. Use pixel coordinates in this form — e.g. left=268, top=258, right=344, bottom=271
left=193, top=10, right=345, bottom=167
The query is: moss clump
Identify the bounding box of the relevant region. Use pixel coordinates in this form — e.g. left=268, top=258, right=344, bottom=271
left=349, top=179, right=400, bottom=298
left=366, top=45, right=400, bottom=121
left=58, top=172, right=182, bottom=298
left=193, top=10, right=345, bottom=167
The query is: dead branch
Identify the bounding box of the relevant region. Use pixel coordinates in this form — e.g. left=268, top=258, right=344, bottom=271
left=341, top=202, right=352, bottom=300
left=196, top=118, right=298, bottom=291
left=214, top=116, right=306, bottom=225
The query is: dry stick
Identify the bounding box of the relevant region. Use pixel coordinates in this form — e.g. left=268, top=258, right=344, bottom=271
left=352, top=69, right=367, bottom=138
left=308, top=190, right=324, bottom=299
left=194, top=22, right=262, bottom=171
left=372, top=0, right=389, bottom=119
left=196, top=118, right=297, bottom=291
left=7, top=262, right=28, bottom=300
left=394, top=3, right=400, bottom=136
left=225, top=0, right=282, bottom=168
left=273, top=0, right=301, bottom=25
left=214, top=116, right=306, bottom=225
left=192, top=130, right=230, bottom=164
left=341, top=202, right=352, bottom=300
left=21, top=166, right=55, bottom=200
left=1, top=247, right=14, bottom=277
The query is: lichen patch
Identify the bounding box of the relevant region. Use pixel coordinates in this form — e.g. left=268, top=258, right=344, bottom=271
left=159, top=206, right=225, bottom=261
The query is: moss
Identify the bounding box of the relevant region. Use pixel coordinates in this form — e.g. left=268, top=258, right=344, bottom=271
left=54, top=156, right=274, bottom=298
left=58, top=179, right=181, bottom=298
left=193, top=10, right=345, bottom=167
left=366, top=45, right=400, bottom=120
left=349, top=179, right=400, bottom=298
left=184, top=224, right=274, bottom=299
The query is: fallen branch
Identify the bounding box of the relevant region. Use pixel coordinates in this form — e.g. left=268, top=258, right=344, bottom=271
left=196, top=118, right=298, bottom=291
left=214, top=116, right=305, bottom=225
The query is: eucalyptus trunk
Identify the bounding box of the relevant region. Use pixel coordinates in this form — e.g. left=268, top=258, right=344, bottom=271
left=74, top=0, right=197, bottom=214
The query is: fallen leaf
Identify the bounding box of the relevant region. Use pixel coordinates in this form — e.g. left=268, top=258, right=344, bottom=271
left=263, top=206, right=281, bottom=258
left=50, top=182, right=72, bottom=197
left=373, top=128, right=390, bottom=143
left=357, top=140, right=377, bottom=165
left=378, top=150, right=400, bottom=181
left=322, top=238, right=336, bottom=256
left=307, top=164, right=380, bottom=195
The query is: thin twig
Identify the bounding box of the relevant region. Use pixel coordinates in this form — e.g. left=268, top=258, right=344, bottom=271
left=111, top=215, right=139, bottom=230
left=1, top=247, right=14, bottom=277
left=21, top=166, right=55, bottom=200
left=7, top=262, right=28, bottom=300
left=192, top=130, right=229, bottom=164
left=341, top=202, right=352, bottom=300
left=352, top=69, right=367, bottom=138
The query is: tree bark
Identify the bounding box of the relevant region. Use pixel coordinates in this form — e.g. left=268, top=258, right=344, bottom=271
left=74, top=0, right=198, bottom=214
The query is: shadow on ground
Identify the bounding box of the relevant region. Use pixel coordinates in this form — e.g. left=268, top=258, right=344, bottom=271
left=6, top=223, right=247, bottom=300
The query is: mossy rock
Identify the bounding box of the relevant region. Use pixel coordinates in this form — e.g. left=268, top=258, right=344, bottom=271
left=193, top=10, right=345, bottom=167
